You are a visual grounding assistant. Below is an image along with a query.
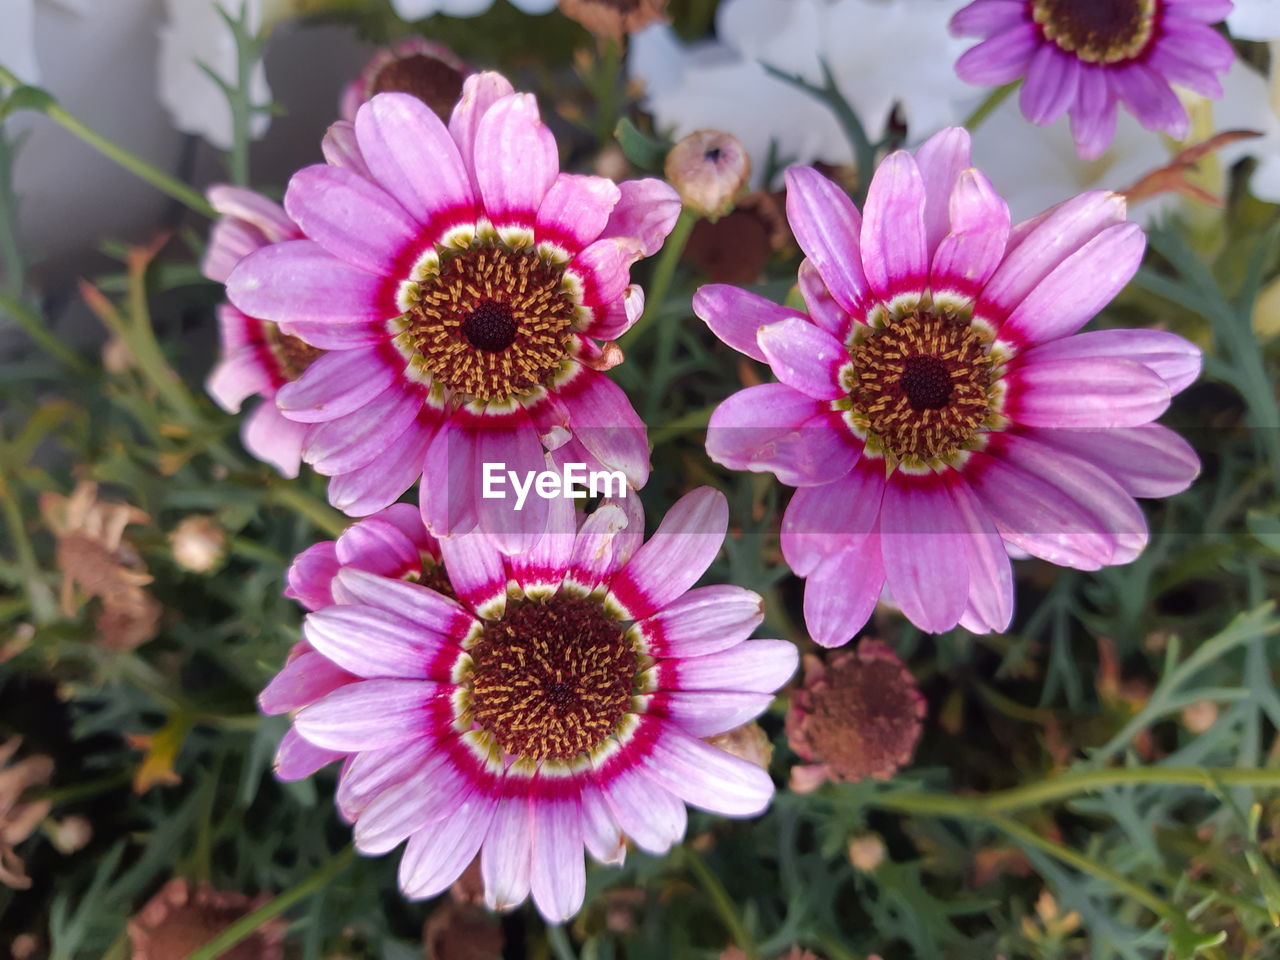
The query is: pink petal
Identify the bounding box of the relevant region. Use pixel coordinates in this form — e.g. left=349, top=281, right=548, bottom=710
left=606, top=487, right=728, bottom=620
left=707, top=383, right=857, bottom=486
left=950, top=0, right=1027, bottom=36
left=860, top=151, right=929, bottom=302
left=304, top=381, right=426, bottom=473
left=536, top=172, right=620, bottom=254
left=947, top=473, right=1013, bottom=633
left=295, top=678, right=437, bottom=751
left=567, top=500, right=642, bottom=591
left=1019, top=45, right=1079, bottom=126
left=781, top=457, right=884, bottom=576
left=448, top=72, right=517, bottom=191
left=630, top=585, right=764, bottom=658
left=599, top=178, right=682, bottom=257
left=482, top=794, right=533, bottom=912
left=966, top=433, right=1147, bottom=569
left=242, top=403, right=306, bottom=479
left=398, top=793, right=497, bottom=899
left=420, top=416, right=480, bottom=537
left=332, top=567, right=475, bottom=638
left=473, top=412, right=551, bottom=556
left=355, top=92, right=477, bottom=235
left=1033, top=424, right=1200, bottom=498
left=474, top=93, right=558, bottom=229
left=557, top=366, right=649, bottom=489
left=650, top=690, right=776, bottom=737
left=663, top=638, right=797, bottom=692
left=783, top=166, right=869, bottom=315
left=207, top=185, right=298, bottom=242
left=569, top=237, right=639, bottom=308
left=275, top=349, right=402, bottom=424
left=798, top=259, right=854, bottom=341
left=509, top=490, right=576, bottom=593
left=334, top=511, right=421, bottom=576
left=756, top=318, right=847, bottom=400
left=285, top=542, right=340, bottom=611
left=321, top=120, right=373, bottom=180
left=1015, top=328, right=1201, bottom=394
left=578, top=781, right=625, bottom=865
left=530, top=796, right=586, bottom=922
left=911, top=126, right=973, bottom=259
left=328, top=414, right=436, bottom=516
left=954, top=23, right=1039, bottom=86
left=275, top=320, right=387, bottom=350
left=227, top=239, right=391, bottom=325
left=208, top=348, right=274, bottom=414
left=259, top=650, right=357, bottom=715
left=1069, top=68, right=1118, bottom=161
left=284, top=164, right=422, bottom=276
left=599, top=765, right=686, bottom=855
left=304, top=605, right=451, bottom=679
left=977, top=190, right=1127, bottom=325
left=931, top=168, right=1010, bottom=301
left=693, top=284, right=804, bottom=363
left=997, top=223, right=1146, bottom=348
left=354, top=749, right=463, bottom=853
left=1005, top=355, right=1170, bottom=428
left=1111, top=63, right=1189, bottom=138
left=639, top=723, right=774, bottom=817
left=274, top=728, right=345, bottom=781
left=437, top=527, right=508, bottom=618
left=802, top=536, right=884, bottom=648
left=879, top=473, right=970, bottom=633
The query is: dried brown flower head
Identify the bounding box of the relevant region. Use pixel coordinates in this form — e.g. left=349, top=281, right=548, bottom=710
left=664, top=131, right=751, bottom=220
left=127, top=879, right=285, bottom=960
left=41, top=481, right=160, bottom=651
left=423, top=901, right=503, bottom=960
left=683, top=190, right=788, bottom=284
left=786, top=641, right=925, bottom=791
left=0, top=737, right=54, bottom=890
left=345, top=38, right=469, bottom=122
left=559, top=0, right=667, bottom=41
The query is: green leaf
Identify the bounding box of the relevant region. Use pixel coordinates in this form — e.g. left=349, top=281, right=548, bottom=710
left=614, top=117, right=669, bottom=172
left=1247, top=509, right=1280, bottom=554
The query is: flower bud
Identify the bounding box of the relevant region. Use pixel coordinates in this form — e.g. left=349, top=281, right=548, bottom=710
left=847, top=832, right=886, bottom=873
left=341, top=38, right=469, bottom=123
left=664, top=131, right=751, bottom=220
left=169, top=515, right=226, bottom=574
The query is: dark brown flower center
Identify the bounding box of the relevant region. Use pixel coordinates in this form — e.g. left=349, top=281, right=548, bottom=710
left=1032, top=0, right=1156, bottom=64
left=265, top=326, right=323, bottom=382
left=468, top=596, right=635, bottom=761
left=369, top=53, right=466, bottom=120
left=405, top=244, right=576, bottom=403
left=850, top=310, right=992, bottom=463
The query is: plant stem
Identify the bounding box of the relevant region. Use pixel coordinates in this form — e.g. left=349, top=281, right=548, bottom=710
left=873, top=765, right=1280, bottom=819
left=0, top=294, right=90, bottom=374
left=684, top=846, right=758, bottom=960
left=963, top=82, right=1018, bottom=132
left=0, top=450, right=58, bottom=624
left=623, top=207, right=697, bottom=348
left=266, top=486, right=350, bottom=538
left=0, top=65, right=214, bottom=218
left=592, top=38, right=624, bottom=150
left=186, top=845, right=357, bottom=960
left=547, top=924, right=580, bottom=960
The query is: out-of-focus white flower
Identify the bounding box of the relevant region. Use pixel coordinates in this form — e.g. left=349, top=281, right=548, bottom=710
left=390, top=0, right=557, bottom=20
left=970, top=59, right=1280, bottom=221
left=1227, top=0, right=1280, bottom=41
left=157, top=0, right=272, bottom=151
left=630, top=0, right=975, bottom=186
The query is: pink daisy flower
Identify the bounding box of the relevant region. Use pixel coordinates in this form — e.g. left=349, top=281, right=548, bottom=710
left=695, top=127, right=1201, bottom=647
left=226, top=72, right=680, bottom=546
left=203, top=185, right=318, bottom=478
left=950, top=0, right=1236, bottom=159
left=260, top=488, right=796, bottom=921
